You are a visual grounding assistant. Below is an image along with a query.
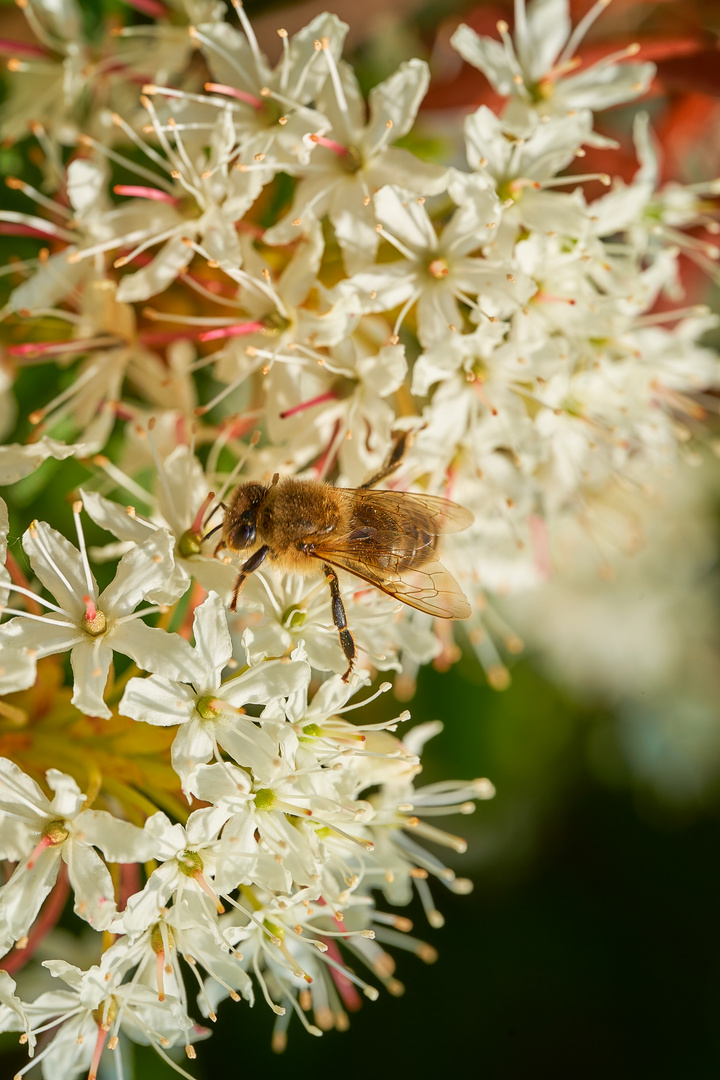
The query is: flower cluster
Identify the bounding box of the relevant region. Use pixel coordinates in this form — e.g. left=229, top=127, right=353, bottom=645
left=0, top=0, right=719, bottom=1075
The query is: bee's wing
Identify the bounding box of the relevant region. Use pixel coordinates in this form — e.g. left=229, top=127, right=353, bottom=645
left=312, top=489, right=473, bottom=619
left=348, top=489, right=475, bottom=536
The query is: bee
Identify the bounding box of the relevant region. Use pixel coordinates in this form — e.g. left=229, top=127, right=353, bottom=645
left=218, top=432, right=473, bottom=680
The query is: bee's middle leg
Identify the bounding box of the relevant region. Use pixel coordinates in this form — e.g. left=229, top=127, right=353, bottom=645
left=230, top=545, right=270, bottom=612
left=323, top=562, right=356, bottom=681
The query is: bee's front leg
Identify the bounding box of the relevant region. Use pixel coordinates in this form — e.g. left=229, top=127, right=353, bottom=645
left=323, top=562, right=356, bottom=681
left=230, top=544, right=270, bottom=612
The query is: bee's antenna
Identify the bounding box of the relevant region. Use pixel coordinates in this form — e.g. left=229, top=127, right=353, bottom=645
left=202, top=429, right=261, bottom=527
left=200, top=521, right=224, bottom=544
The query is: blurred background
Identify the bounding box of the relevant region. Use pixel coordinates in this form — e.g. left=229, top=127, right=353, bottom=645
left=2, top=0, right=720, bottom=1075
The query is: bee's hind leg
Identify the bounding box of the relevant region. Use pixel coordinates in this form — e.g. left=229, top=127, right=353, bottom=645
left=323, top=563, right=356, bottom=681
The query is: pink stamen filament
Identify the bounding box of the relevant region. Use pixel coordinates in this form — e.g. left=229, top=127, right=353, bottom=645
left=138, top=329, right=213, bottom=346
left=88, top=1021, right=110, bottom=1080
left=280, top=389, right=338, bottom=420
left=534, top=292, right=576, bottom=305
left=26, top=834, right=56, bottom=870
left=155, top=949, right=166, bottom=1001
left=0, top=39, right=48, bottom=59
left=191, top=491, right=216, bottom=534
left=204, top=82, right=263, bottom=109
left=509, top=178, right=541, bottom=193
left=0, top=222, right=65, bottom=239
left=193, top=870, right=225, bottom=913
left=197, top=321, right=265, bottom=342
left=122, top=0, right=167, bottom=15
left=113, top=185, right=180, bottom=205
left=8, top=336, right=121, bottom=358
left=529, top=513, right=551, bottom=580
left=309, top=133, right=349, bottom=157
left=322, top=938, right=362, bottom=1010
left=541, top=55, right=582, bottom=82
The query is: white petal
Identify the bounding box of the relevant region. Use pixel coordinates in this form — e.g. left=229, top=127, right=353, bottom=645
left=22, top=521, right=93, bottom=616
left=74, top=809, right=159, bottom=863
left=3, top=253, right=88, bottom=318
left=171, top=719, right=215, bottom=784
left=46, top=770, right=85, bottom=818
left=366, top=146, right=448, bottom=196
left=0, top=614, right=82, bottom=660
left=67, top=158, right=107, bottom=216
left=191, top=592, right=232, bottom=682
left=185, top=805, right=230, bottom=846
left=0, top=758, right=50, bottom=821
left=451, top=24, right=516, bottom=96
left=79, top=487, right=156, bottom=545
left=64, top=841, right=116, bottom=930
left=70, top=640, right=113, bottom=719
left=121, top=864, right=178, bottom=934
left=0, top=437, right=77, bottom=485
left=0, top=643, right=36, bottom=694
left=115, top=233, right=193, bottom=303
left=365, top=58, right=430, bottom=151
left=100, top=531, right=174, bottom=617
left=520, top=0, right=571, bottom=82
left=375, top=185, right=433, bottom=257
left=220, top=658, right=309, bottom=709
left=111, top=621, right=200, bottom=681
left=119, top=675, right=196, bottom=727
left=0, top=848, right=61, bottom=946
left=215, top=716, right=282, bottom=779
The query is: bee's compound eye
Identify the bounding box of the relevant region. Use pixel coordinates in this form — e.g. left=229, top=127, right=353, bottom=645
left=230, top=519, right=256, bottom=549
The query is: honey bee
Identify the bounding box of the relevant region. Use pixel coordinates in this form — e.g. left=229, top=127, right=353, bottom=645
left=217, top=433, right=473, bottom=680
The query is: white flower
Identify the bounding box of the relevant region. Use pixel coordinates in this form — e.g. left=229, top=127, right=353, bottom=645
left=193, top=11, right=347, bottom=168
left=118, top=806, right=243, bottom=935
left=236, top=569, right=405, bottom=676
left=0, top=954, right=205, bottom=1080
left=0, top=760, right=156, bottom=955
left=264, top=57, right=448, bottom=273
left=334, top=182, right=534, bottom=347
left=214, top=885, right=381, bottom=1042
left=456, top=106, right=606, bottom=237
left=0, top=509, right=191, bottom=715
left=103, top=897, right=254, bottom=1019
left=451, top=0, right=655, bottom=123
left=119, top=592, right=310, bottom=789
left=82, top=442, right=236, bottom=603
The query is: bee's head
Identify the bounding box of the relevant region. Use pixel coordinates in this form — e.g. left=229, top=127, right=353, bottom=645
left=223, top=482, right=267, bottom=551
